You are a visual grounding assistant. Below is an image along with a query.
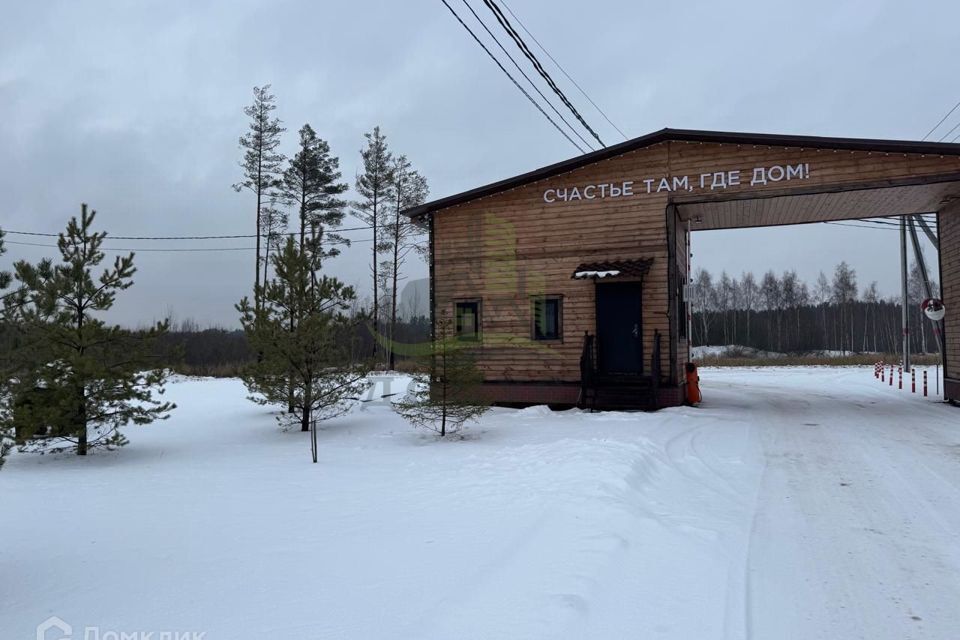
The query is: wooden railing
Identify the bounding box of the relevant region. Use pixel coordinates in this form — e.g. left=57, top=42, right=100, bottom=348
left=579, top=332, right=596, bottom=409
left=651, top=329, right=662, bottom=409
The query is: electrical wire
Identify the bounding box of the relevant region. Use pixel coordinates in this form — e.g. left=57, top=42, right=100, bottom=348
left=497, top=0, right=628, bottom=141
left=936, top=118, right=960, bottom=143
left=458, top=0, right=594, bottom=151
left=4, top=237, right=372, bottom=254
left=481, top=0, right=605, bottom=148
left=922, top=98, right=960, bottom=140
left=1, top=224, right=379, bottom=241
left=439, top=0, right=587, bottom=154
left=851, top=216, right=937, bottom=227
left=823, top=220, right=921, bottom=232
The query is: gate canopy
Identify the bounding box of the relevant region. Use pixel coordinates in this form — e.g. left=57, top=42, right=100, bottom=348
left=676, top=179, right=960, bottom=230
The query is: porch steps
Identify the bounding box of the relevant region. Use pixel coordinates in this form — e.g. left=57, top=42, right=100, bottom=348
left=582, top=376, right=659, bottom=411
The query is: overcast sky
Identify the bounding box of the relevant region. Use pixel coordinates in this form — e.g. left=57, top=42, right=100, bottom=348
left=2, top=0, right=958, bottom=327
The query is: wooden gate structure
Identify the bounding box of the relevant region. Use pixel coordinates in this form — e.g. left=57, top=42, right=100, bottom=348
left=405, top=129, right=960, bottom=409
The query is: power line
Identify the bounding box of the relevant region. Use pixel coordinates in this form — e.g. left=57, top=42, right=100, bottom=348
left=852, top=216, right=937, bottom=228
left=922, top=98, right=960, bottom=140
left=937, top=117, right=960, bottom=143
left=497, top=0, right=628, bottom=141
left=4, top=237, right=372, bottom=253
left=823, top=220, right=924, bottom=232
left=458, top=0, right=594, bottom=151
left=439, top=0, right=587, bottom=154
left=823, top=221, right=901, bottom=231
left=6, top=240, right=254, bottom=252
left=1, top=225, right=379, bottom=241
left=482, top=0, right=605, bottom=148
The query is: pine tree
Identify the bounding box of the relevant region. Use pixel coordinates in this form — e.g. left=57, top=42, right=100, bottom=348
left=394, top=311, right=490, bottom=437
left=0, top=229, right=13, bottom=467
left=0, top=205, right=174, bottom=456
left=353, top=127, right=395, bottom=364
left=383, top=154, right=428, bottom=370
left=281, top=124, right=349, bottom=263
left=260, top=196, right=289, bottom=285
left=237, top=238, right=368, bottom=444
left=234, top=85, right=285, bottom=306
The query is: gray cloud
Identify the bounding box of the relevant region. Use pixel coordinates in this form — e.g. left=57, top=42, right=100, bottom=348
left=2, top=0, right=957, bottom=326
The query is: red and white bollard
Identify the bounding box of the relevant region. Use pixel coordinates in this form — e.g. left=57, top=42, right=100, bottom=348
left=898, top=366, right=903, bottom=390
left=889, top=365, right=894, bottom=386
left=881, top=364, right=886, bottom=382
left=911, top=368, right=916, bottom=393
left=923, top=370, right=928, bottom=397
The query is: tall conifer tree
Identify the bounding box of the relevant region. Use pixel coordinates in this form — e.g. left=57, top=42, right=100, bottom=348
left=260, top=196, right=289, bottom=285
left=383, top=154, right=428, bottom=370
left=234, top=85, right=285, bottom=305
left=0, top=229, right=12, bottom=467
left=353, top=127, right=394, bottom=363
left=282, top=124, right=349, bottom=263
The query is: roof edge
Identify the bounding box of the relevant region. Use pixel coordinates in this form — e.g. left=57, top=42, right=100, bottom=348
left=404, top=128, right=960, bottom=218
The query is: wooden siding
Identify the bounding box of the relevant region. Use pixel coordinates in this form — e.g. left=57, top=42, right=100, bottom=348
left=431, top=140, right=960, bottom=390
left=941, top=203, right=960, bottom=395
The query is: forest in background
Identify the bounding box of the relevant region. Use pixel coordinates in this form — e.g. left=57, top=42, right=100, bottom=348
left=690, top=259, right=942, bottom=356
left=147, top=315, right=431, bottom=377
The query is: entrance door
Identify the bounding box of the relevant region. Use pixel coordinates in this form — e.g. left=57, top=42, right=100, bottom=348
left=596, top=282, right=643, bottom=375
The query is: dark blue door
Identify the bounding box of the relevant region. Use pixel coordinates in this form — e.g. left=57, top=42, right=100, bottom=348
left=596, top=282, right=643, bottom=374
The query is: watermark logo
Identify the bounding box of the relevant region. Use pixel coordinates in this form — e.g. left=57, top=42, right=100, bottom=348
left=37, top=616, right=72, bottom=640
left=35, top=617, right=206, bottom=640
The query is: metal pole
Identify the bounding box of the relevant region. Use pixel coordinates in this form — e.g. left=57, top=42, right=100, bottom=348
left=900, top=216, right=911, bottom=373
left=907, top=216, right=945, bottom=362
left=915, top=215, right=939, bottom=247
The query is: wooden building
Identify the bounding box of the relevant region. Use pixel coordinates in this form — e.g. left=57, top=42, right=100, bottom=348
left=405, top=129, right=960, bottom=409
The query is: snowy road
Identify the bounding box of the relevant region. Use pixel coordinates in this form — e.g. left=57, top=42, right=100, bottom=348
left=1, top=367, right=958, bottom=639
left=727, top=369, right=960, bottom=640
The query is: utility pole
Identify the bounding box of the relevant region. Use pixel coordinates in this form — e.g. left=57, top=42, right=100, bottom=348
left=900, top=215, right=911, bottom=373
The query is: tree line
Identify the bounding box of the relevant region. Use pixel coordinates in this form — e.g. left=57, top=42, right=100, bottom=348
left=691, top=260, right=942, bottom=355
left=233, top=85, right=428, bottom=371
left=0, top=84, right=489, bottom=467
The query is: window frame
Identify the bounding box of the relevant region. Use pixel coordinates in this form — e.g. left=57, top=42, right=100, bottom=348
left=454, top=298, right=482, bottom=341
left=530, top=294, right=563, bottom=342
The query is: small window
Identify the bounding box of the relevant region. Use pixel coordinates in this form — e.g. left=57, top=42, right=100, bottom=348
left=455, top=300, right=480, bottom=340
left=531, top=295, right=562, bottom=341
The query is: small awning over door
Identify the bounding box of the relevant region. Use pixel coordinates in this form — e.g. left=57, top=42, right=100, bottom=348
left=571, top=258, right=654, bottom=280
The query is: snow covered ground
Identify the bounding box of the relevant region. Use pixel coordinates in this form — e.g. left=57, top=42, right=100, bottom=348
left=2, top=368, right=959, bottom=639
left=692, top=345, right=788, bottom=359
left=691, top=345, right=888, bottom=359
